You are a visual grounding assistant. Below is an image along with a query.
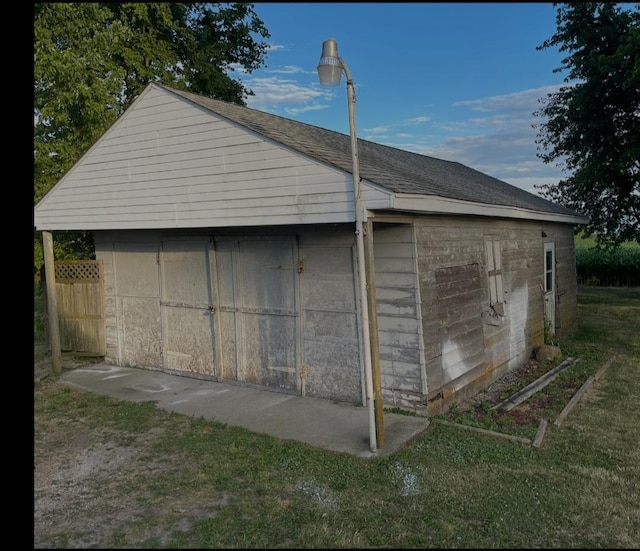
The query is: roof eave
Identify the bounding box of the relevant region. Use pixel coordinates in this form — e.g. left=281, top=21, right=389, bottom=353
left=390, top=193, right=589, bottom=225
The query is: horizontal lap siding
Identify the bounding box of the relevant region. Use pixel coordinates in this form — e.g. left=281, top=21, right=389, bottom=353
left=435, top=263, right=485, bottom=387
left=374, top=224, right=426, bottom=410
left=35, top=86, right=391, bottom=231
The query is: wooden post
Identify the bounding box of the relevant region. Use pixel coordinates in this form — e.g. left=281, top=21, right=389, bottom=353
left=364, top=219, right=384, bottom=448
left=42, top=231, right=62, bottom=375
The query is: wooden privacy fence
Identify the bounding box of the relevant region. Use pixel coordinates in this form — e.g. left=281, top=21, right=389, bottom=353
left=42, top=260, right=106, bottom=356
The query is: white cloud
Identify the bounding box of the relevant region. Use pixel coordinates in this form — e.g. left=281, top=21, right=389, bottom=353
left=367, top=85, right=566, bottom=193
left=263, top=65, right=316, bottom=75
left=363, top=125, right=392, bottom=134
left=363, top=116, right=431, bottom=135
left=243, top=77, right=334, bottom=110
left=403, top=116, right=431, bottom=125
left=286, top=104, right=330, bottom=115
left=266, top=43, right=286, bottom=52
left=228, top=62, right=248, bottom=74
left=454, top=85, right=561, bottom=113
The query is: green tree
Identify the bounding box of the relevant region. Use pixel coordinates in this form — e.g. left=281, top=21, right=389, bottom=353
left=534, top=3, right=640, bottom=247
left=34, top=3, right=270, bottom=276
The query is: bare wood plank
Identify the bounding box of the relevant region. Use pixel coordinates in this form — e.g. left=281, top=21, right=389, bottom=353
left=554, top=376, right=594, bottom=427
left=433, top=419, right=532, bottom=445
left=554, top=355, right=616, bottom=427
left=493, top=357, right=579, bottom=411
left=532, top=419, right=548, bottom=448
left=43, top=231, right=62, bottom=375
left=364, top=219, right=384, bottom=448
left=593, top=355, right=616, bottom=381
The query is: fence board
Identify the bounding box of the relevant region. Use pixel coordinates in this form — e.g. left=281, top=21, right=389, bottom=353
left=43, top=260, right=106, bottom=356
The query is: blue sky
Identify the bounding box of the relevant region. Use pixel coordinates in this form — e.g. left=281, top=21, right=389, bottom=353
left=230, top=2, right=569, bottom=195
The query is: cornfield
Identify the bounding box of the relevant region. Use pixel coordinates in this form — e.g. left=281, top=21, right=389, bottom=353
left=575, top=234, right=640, bottom=287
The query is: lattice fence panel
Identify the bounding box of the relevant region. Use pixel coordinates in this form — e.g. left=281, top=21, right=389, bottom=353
left=55, top=260, right=102, bottom=283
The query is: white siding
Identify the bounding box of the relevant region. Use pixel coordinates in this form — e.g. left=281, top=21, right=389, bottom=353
left=373, top=224, right=427, bottom=410
left=35, top=85, right=392, bottom=231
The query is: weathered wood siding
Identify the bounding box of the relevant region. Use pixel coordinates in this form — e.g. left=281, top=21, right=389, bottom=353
left=35, top=85, right=390, bottom=231
left=108, top=234, right=163, bottom=369
left=95, top=226, right=363, bottom=403
left=214, top=236, right=299, bottom=391
left=160, top=238, right=217, bottom=376
left=94, top=233, right=118, bottom=362
left=547, top=227, right=579, bottom=336
left=413, top=216, right=579, bottom=414
left=300, top=228, right=362, bottom=404
left=373, top=223, right=426, bottom=410
left=93, top=218, right=579, bottom=413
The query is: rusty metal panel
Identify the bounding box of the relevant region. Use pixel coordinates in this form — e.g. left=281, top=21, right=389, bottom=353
left=304, top=310, right=357, bottom=339
left=160, top=239, right=215, bottom=376
left=304, top=339, right=361, bottom=402
left=301, top=246, right=357, bottom=311
left=238, top=240, right=296, bottom=311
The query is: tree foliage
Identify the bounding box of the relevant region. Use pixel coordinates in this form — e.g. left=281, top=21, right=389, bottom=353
left=534, top=3, right=640, bottom=247
left=34, top=3, right=270, bottom=274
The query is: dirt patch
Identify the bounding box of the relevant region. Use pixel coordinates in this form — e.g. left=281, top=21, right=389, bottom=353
left=34, top=351, right=239, bottom=548
left=35, top=435, right=153, bottom=548
left=34, top=374, right=209, bottom=548
left=451, top=358, right=566, bottom=428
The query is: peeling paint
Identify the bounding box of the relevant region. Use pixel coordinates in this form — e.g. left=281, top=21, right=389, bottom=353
left=441, top=338, right=467, bottom=383
left=507, top=284, right=529, bottom=360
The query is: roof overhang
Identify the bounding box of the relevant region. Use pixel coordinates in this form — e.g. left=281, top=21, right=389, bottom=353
left=389, top=193, right=588, bottom=225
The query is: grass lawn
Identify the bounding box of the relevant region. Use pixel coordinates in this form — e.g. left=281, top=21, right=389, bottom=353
left=34, top=286, right=640, bottom=548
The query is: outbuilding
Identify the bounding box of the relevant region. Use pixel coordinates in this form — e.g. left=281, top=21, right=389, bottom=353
left=34, top=83, right=587, bottom=419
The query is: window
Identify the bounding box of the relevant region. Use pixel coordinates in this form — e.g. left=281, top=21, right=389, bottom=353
left=485, top=238, right=504, bottom=315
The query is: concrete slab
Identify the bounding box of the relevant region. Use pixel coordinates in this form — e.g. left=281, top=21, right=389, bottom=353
left=60, top=364, right=430, bottom=459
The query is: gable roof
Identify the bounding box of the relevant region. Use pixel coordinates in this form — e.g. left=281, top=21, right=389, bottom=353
left=164, top=84, right=586, bottom=222
left=34, top=83, right=587, bottom=232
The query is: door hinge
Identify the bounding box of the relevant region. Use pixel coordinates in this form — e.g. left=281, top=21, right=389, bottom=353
left=300, top=365, right=307, bottom=380
left=297, top=259, right=304, bottom=274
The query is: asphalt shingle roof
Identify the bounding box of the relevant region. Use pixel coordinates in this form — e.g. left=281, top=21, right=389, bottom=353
left=164, top=85, right=582, bottom=218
